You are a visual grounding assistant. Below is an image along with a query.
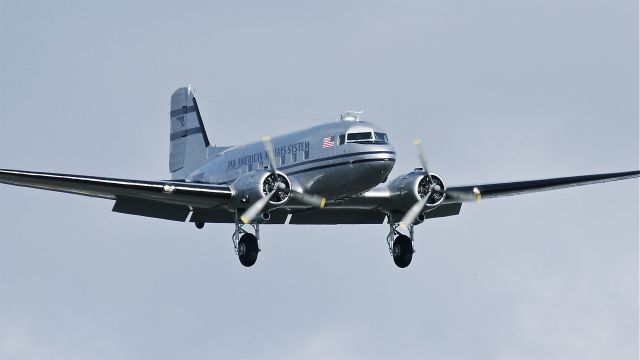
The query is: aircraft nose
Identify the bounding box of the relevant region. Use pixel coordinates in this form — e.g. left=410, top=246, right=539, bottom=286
left=370, top=144, right=396, bottom=178
left=381, top=143, right=396, bottom=161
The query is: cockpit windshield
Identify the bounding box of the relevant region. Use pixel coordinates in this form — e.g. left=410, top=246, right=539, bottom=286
left=346, top=131, right=389, bottom=144
left=347, top=132, right=372, bottom=142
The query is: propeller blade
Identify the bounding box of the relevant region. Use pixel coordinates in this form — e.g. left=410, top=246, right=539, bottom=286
left=290, top=189, right=326, bottom=208
left=446, top=187, right=482, bottom=203
left=240, top=190, right=277, bottom=224
left=399, top=192, right=431, bottom=228
left=414, top=139, right=434, bottom=185
left=262, top=136, right=279, bottom=174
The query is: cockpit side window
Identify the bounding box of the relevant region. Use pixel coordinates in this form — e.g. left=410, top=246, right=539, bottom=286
left=346, top=132, right=374, bottom=143
left=338, top=134, right=345, bottom=145
left=374, top=132, right=389, bottom=144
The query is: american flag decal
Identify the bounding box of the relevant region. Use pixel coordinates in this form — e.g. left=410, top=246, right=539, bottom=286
left=322, top=135, right=335, bottom=148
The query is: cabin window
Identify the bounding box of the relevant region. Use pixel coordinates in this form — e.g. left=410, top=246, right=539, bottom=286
left=280, top=154, right=286, bottom=166
left=303, top=149, right=310, bottom=160
left=291, top=152, right=297, bottom=162
left=338, top=134, right=345, bottom=145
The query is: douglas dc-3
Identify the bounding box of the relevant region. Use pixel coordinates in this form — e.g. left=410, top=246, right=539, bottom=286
left=1, top=86, right=638, bottom=268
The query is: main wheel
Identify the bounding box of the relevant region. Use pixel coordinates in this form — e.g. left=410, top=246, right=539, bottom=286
left=392, top=234, right=413, bottom=268
left=238, top=233, right=259, bottom=267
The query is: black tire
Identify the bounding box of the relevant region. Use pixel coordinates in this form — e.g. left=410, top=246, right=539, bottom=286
left=195, top=221, right=205, bottom=229
left=392, top=234, right=413, bottom=268
left=238, top=233, right=259, bottom=267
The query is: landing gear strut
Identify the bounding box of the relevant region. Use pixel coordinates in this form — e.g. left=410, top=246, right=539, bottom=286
left=233, top=213, right=260, bottom=267
left=386, top=223, right=415, bottom=268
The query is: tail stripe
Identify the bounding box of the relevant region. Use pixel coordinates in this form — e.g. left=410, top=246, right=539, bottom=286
left=170, top=127, right=203, bottom=141
left=170, top=106, right=196, bottom=117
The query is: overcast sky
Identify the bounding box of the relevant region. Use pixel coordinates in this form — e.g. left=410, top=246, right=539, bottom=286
left=0, top=1, right=638, bottom=359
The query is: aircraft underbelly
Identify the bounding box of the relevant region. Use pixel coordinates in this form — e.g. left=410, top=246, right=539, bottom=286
left=292, top=158, right=394, bottom=197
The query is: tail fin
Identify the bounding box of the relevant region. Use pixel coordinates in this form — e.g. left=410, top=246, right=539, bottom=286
left=169, top=86, right=211, bottom=180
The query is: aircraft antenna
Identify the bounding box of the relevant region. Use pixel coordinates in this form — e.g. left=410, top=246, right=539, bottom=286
left=340, top=111, right=363, bottom=121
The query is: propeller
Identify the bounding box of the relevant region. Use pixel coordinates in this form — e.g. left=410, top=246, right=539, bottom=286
left=262, top=135, right=327, bottom=207
left=240, top=183, right=285, bottom=224
left=240, top=136, right=326, bottom=224
left=290, top=191, right=327, bottom=208
left=262, top=136, right=279, bottom=175
left=446, top=186, right=482, bottom=203
left=399, top=191, right=432, bottom=229
left=399, top=139, right=444, bottom=228
left=414, top=139, right=441, bottom=192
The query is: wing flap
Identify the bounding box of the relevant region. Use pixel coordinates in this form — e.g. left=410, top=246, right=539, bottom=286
left=189, top=208, right=289, bottom=224
left=290, top=209, right=386, bottom=225
left=112, top=196, right=191, bottom=221
left=425, top=203, right=462, bottom=219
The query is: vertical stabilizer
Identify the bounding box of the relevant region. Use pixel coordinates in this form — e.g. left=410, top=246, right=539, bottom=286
left=169, top=86, right=210, bottom=180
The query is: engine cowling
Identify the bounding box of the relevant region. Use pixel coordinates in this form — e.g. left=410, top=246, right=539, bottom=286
left=386, top=169, right=447, bottom=210
left=231, top=170, right=291, bottom=208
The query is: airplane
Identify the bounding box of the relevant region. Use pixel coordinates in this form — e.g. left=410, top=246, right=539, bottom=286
left=1, top=85, right=638, bottom=268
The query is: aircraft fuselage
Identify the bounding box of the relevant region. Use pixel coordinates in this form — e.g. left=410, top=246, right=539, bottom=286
left=187, top=120, right=396, bottom=198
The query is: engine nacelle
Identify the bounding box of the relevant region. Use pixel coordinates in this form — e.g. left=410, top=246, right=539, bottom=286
left=230, top=170, right=291, bottom=208
left=385, top=169, right=447, bottom=210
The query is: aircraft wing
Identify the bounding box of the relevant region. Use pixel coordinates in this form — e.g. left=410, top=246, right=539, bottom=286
left=0, top=169, right=233, bottom=221
left=445, top=170, right=639, bottom=202
left=281, top=170, right=639, bottom=225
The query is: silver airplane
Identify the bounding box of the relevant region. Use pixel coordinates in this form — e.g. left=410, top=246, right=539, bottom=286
left=1, top=86, right=638, bottom=268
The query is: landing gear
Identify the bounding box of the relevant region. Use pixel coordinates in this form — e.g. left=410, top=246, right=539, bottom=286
left=232, top=213, right=261, bottom=267
left=195, top=221, right=205, bottom=229
left=386, top=223, right=415, bottom=268
left=238, top=233, right=259, bottom=267
left=392, top=235, right=413, bottom=268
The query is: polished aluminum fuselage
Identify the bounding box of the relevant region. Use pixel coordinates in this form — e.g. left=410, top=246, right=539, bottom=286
left=187, top=120, right=396, bottom=199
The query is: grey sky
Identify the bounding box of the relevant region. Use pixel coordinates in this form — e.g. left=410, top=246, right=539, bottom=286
left=0, top=1, right=638, bottom=359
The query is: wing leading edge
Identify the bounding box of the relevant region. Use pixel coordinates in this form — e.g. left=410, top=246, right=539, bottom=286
left=0, top=169, right=233, bottom=219
left=445, top=170, right=639, bottom=202
left=1, top=169, right=638, bottom=224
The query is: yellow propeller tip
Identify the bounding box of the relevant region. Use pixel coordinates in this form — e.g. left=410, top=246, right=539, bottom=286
left=240, top=216, right=250, bottom=224
left=473, top=187, right=482, bottom=203
left=320, top=197, right=327, bottom=208
left=413, top=139, right=422, bottom=145
left=262, top=136, right=272, bottom=142
left=399, top=223, right=408, bottom=229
